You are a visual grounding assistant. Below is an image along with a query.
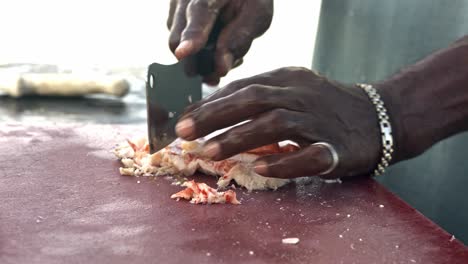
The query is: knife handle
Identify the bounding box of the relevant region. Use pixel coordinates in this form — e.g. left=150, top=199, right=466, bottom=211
left=0, top=73, right=130, bottom=98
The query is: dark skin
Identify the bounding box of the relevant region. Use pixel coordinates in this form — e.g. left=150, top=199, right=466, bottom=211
left=176, top=68, right=381, bottom=179
left=167, top=0, right=273, bottom=85
left=169, top=1, right=468, bottom=179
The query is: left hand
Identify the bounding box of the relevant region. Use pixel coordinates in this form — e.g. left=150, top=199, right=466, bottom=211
left=167, top=0, right=274, bottom=85
left=175, top=67, right=384, bottom=179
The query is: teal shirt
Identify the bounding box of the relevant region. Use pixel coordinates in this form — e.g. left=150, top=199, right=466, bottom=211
left=313, top=0, right=468, bottom=243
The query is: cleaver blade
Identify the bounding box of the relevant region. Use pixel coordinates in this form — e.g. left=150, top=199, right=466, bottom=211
left=146, top=58, right=202, bottom=154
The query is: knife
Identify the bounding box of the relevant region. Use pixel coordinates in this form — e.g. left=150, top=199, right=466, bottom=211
left=146, top=21, right=223, bottom=153
left=146, top=56, right=203, bottom=154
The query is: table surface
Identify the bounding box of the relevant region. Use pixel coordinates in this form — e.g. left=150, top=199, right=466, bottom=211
left=1, top=122, right=467, bottom=264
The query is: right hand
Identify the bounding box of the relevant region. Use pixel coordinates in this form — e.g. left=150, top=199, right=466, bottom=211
left=167, top=0, right=274, bottom=85
left=176, top=67, right=384, bottom=180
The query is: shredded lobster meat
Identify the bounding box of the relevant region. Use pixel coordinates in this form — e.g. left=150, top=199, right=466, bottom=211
left=171, top=180, right=240, bottom=205
left=113, top=138, right=299, bottom=205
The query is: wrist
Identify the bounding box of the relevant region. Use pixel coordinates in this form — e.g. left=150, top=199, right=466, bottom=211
left=376, top=57, right=468, bottom=163
left=368, top=35, right=468, bottom=165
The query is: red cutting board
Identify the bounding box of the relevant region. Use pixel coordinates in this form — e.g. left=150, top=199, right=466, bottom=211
left=0, top=122, right=467, bottom=264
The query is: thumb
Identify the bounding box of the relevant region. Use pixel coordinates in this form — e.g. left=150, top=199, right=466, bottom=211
left=175, top=0, right=228, bottom=60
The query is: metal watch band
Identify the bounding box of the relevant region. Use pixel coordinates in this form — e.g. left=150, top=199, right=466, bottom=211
left=357, top=83, right=394, bottom=176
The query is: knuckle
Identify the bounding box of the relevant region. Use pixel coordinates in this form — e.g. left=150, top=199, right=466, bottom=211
left=288, top=66, right=311, bottom=77
left=267, top=68, right=286, bottom=78
left=271, top=67, right=313, bottom=85
left=285, top=118, right=301, bottom=135
left=265, top=109, right=299, bottom=137
left=273, top=66, right=310, bottom=78
left=222, top=130, right=243, bottom=150
left=189, top=0, right=207, bottom=8
left=189, top=0, right=221, bottom=13
left=239, top=84, right=266, bottom=101
left=267, top=108, right=288, bottom=124
left=287, top=96, right=307, bottom=110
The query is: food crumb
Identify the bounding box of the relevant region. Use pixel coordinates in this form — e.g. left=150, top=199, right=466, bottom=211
left=336, top=213, right=340, bottom=216
left=36, top=219, right=41, bottom=223
left=249, top=251, right=254, bottom=256
left=410, top=259, right=416, bottom=263
left=347, top=214, right=351, bottom=218
left=350, top=243, right=355, bottom=250
left=339, top=234, right=343, bottom=238
left=450, top=235, right=456, bottom=242
left=191, top=228, right=196, bottom=231
left=137, top=180, right=141, bottom=184
left=359, top=238, right=363, bottom=242
left=379, top=204, right=384, bottom=208
left=282, top=237, right=300, bottom=245
left=276, top=198, right=282, bottom=201
left=395, top=245, right=400, bottom=249
left=206, top=252, right=211, bottom=257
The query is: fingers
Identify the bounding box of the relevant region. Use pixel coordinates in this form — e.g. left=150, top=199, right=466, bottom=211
left=201, top=109, right=305, bottom=161
left=167, top=0, right=177, bottom=30
left=213, top=1, right=273, bottom=77
left=168, top=0, right=273, bottom=82
left=184, top=68, right=288, bottom=114
left=253, top=144, right=335, bottom=179
left=182, top=67, right=311, bottom=123
left=168, top=0, right=190, bottom=53
left=176, top=0, right=228, bottom=60
left=176, top=85, right=291, bottom=140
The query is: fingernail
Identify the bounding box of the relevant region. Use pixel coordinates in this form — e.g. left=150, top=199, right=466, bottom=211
left=254, top=161, right=269, bottom=175
left=175, top=118, right=195, bottom=138
left=203, top=142, right=220, bottom=159
left=175, top=40, right=193, bottom=60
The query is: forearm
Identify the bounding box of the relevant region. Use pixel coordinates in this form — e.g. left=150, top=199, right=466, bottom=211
left=378, top=35, right=468, bottom=162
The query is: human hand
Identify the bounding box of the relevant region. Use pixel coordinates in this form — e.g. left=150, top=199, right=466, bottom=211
left=167, top=0, right=273, bottom=85
left=175, top=67, right=386, bottom=179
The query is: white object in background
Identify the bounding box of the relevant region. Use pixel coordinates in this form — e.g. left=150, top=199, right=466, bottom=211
left=0, top=72, right=130, bottom=98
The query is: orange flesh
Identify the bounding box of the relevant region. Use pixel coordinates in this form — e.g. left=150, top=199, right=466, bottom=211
left=247, top=143, right=299, bottom=155
left=171, top=180, right=240, bottom=205
left=125, top=139, right=299, bottom=205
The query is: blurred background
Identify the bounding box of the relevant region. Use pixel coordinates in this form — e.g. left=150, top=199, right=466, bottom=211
left=0, top=0, right=321, bottom=87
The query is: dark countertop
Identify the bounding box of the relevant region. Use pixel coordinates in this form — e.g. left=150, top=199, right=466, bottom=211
left=0, top=122, right=467, bottom=264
